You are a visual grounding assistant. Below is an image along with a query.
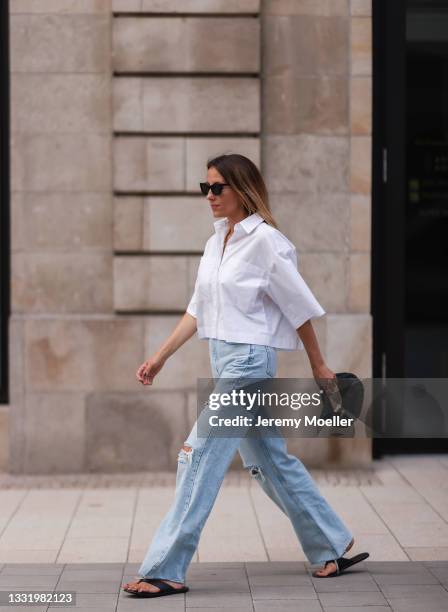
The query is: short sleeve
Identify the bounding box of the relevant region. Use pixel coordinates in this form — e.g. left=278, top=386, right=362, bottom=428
left=186, top=277, right=198, bottom=319
left=186, top=242, right=210, bottom=319
left=266, top=247, right=326, bottom=330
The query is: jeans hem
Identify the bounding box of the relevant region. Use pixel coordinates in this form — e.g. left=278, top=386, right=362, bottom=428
left=307, top=534, right=354, bottom=565
left=138, top=574, right=186, bottom=584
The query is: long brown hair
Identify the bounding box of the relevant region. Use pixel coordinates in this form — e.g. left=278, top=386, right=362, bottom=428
left=207, top=153, right=279, bottom=229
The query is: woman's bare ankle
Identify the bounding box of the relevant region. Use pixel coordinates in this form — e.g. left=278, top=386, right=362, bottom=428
left=344, top=537, right=354, bottom=554
left=164, top=580, right=184, bottom=588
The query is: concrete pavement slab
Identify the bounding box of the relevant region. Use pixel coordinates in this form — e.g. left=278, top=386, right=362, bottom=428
left=185, top=591, right=253, bottom=607
left=323, top=607, right=391, bottom=612
left=58, top=569, right=124, bottom=581
left=55, top=580, right=120, bottom=593
left=247, top=573, right=312, bottom=585
left=253, top=601, right=323, bottom=611
left=0, top=608, right=48, bottom=612
left=406, top=547, right=448, bottom=560
left=245, top=561, right=306, bottom=575
left=47, top=593, right=118, bottom=608
left=318, top=589, right=389, bottom=607
left=385, top=595, right=448, bottom=612
left=365, top=561, right=428, bottom=572
left=249, top=583, right=317, bottom=599
left=371, top=572, right=439, bottom=585
left=312, top=574, right=380, bottom=592
left=380, top=584, right=448, bottom=597
left=1, top=566, right=63, bottom=575
left=186, top=579, right=250, bottom=593
left=426, top=566, right=448, bottom=582
left=0, top=575, right=59, bottom=588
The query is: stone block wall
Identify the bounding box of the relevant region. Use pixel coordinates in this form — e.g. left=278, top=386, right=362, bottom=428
left=3, top=0, right=373, bottom=473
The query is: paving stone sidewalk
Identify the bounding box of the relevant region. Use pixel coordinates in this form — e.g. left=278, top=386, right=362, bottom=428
left=0, top=455, right=448, bottom=609
left=0, top=560, right=448, bottom=611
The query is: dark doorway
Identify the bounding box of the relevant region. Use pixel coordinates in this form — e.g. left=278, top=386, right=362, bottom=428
left=405, top=2, right=448, bottom=378
left=372, top=0, right=448, bottom=456
left=372, top=0, right=448, bottom=457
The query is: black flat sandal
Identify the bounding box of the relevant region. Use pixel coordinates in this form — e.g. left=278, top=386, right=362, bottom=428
left=312, top=552, right=370, bottom=577
left=123, top=578, right=189, bottom=598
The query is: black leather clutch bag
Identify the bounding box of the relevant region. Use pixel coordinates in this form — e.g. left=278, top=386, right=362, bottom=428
left=319, top=372, right=364, bottom=421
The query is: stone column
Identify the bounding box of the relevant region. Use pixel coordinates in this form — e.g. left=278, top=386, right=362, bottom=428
left=261, top=0, right=372, bottom=466
left=8, top=0, right=116, bottom=473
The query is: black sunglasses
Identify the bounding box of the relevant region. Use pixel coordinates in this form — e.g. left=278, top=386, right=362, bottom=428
left=200, top=182, right=229, bottom=196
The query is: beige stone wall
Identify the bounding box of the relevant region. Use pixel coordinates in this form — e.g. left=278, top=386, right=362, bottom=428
left=4, top=0, right=373, bottom=473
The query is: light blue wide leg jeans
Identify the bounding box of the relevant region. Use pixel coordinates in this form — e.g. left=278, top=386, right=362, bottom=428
left=137, top=339, right=353, bottom=583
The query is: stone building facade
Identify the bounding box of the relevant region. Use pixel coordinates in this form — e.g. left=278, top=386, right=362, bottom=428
left=2, top=0, right=372, bottom=473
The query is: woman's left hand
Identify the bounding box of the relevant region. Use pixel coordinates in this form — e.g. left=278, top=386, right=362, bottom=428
left=311, top=363, right=338, bottom=394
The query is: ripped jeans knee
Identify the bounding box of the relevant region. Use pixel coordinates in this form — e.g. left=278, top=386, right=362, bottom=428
left=247, top=464, right=266, bottom=483
left=177, top=443, right=193, bottom=466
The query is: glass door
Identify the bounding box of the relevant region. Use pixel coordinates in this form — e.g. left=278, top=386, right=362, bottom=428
left=405, top=0, right=448, bottom=378
left=372, top=0, right=448, bottom=456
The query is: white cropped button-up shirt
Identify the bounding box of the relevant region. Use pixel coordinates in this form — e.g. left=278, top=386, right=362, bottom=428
left=186, top=212, right=326, bottom=351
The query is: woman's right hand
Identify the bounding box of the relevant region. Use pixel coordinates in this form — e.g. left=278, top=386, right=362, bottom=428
left=136, top=312, right=197, bottom=386
left=136, top=355, right=165, bottom=386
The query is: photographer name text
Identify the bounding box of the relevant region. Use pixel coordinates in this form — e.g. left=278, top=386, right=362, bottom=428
left=209, top=415, right=354, bottom=428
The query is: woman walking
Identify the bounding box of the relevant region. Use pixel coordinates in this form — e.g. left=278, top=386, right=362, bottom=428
left=122, top=154, right=369, bottom=598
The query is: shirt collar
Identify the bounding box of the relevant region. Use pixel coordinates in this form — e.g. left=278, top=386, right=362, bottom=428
left=213, top=212, right=265, bottom=235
